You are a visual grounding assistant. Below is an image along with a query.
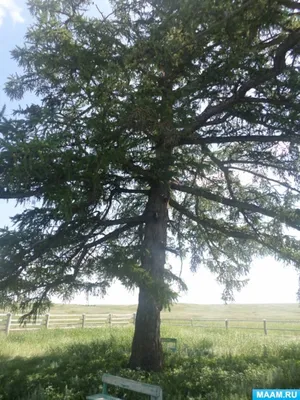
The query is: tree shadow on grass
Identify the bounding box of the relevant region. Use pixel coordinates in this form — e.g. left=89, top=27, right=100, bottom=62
left=1, top=336, right=300, bottom=400
left=0, top=336, right=129, bottom=400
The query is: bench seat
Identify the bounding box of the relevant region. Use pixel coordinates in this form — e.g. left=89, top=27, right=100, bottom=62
left=86, top=373, right=162, bottom=400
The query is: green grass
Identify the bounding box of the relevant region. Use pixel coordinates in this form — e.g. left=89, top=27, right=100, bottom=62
left=4, top=303, right=300, bottom=338
left=38, top=302, right=300, bottom=321
left=1, top=324, right=300, bottom=400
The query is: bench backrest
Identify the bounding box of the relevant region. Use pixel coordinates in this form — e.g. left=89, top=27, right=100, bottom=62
left=161, top=338, right=177, bottom=344
left=161, top=338, right=177, bottom=352
left=102, top=374, right=162, bottom=399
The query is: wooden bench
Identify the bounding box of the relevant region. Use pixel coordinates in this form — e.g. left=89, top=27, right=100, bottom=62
left=86, top=373, right=163, bottom=400
left=161, top=337, right=177, bottom=352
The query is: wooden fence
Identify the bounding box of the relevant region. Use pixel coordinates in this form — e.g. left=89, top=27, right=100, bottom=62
left=0, top=312, right=136, bottom=335
left=161, top=317, right=300, bottom=335
left=1, top=313, right=300, bottom=336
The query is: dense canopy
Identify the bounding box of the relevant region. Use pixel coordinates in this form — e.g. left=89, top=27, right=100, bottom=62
left=0, top=0, right=300, bottom=370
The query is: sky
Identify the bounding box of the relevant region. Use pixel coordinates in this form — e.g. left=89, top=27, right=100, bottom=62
left=0, top=0, right=299, bottom=306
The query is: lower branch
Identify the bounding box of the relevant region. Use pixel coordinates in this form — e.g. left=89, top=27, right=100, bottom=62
left=171, top=182, right=300, bottom=231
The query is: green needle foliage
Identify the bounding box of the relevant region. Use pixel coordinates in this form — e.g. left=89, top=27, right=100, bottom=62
left=0, top=0, right=300, bottom=370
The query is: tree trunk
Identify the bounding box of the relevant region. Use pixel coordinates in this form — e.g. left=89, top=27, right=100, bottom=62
left=129, top=181, right=169, bottom=371
left=129, top=286, right=163, bottom=371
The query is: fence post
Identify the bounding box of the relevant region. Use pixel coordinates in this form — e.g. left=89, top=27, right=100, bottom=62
left=225, top=319, right=229, bottom=330
left=133, top=313, right=136, bottom=325
left=5, top=313, right=12, bottom=336
left=108, top=313, right=112, bottom=328
left=45, top=313, right=50, bottom=329
left=263, top=319, right=267, bottom=335
left=82, top=314, right=86, bottom=329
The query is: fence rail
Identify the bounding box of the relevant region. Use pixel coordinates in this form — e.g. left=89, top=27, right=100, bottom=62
left=0, top=312, right=136, bottom=335
left=1, top=313, right=300, bottom=336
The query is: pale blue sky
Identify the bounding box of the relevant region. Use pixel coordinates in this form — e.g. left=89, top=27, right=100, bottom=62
left=0, top=0, right=298, bottom=306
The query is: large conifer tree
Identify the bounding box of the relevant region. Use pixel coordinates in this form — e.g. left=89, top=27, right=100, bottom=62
left=0, top=0, right=300, bottom=370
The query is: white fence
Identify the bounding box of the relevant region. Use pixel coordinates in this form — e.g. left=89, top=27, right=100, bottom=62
left=0, top=312, right=136, bottom=335
left=1, top=313, right=300, bottom=336
left=161, top=317, right=300, bottom=335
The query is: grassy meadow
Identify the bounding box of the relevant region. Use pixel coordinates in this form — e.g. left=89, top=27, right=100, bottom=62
left=47, top=302, right=300, bottom=320
left=1, top=304, right=300, bottom=399
left=45, top=303, right=300, bottom=337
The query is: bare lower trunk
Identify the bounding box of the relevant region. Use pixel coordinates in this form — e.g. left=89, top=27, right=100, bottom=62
left=129, top=181, right=169, bottom=371
left=129, top=286, right=163, bottom=371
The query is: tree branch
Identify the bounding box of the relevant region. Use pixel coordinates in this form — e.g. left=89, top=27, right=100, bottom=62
left=116, top=188, right=150, bottom=195
left=169, top=198, right=257, bottom=240
left=122, top=158, right=153, bottom=181
left=223, top=159, right=297, bottom=173
left=85, top=222, right=140, bottom=249
left=201, top=144, right=262, bottom=235
left=96, top=215, right=148, bottom=227
left=0, top=188, right=42, bottom=199
left=178, top=29, right=300, bottom=144
left=170, top=198, right=300, bottom=269
left=179, top=133, right=300, bottom=146
left=238, top=96, right=300, bottom=109
left=227, top=165, right=300, bottom=194
left=165, top=246, right=180, bottom=256
left=170, top=182, right=300, bottom=231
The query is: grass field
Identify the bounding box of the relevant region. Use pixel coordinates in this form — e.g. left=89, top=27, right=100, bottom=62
left=45, top=303, right=300, bottom=337
left=4, top=303, right=300, bottom=337
left=1, top=304, right=300, bottom=399
left=47, top=302, right=300, bottom=320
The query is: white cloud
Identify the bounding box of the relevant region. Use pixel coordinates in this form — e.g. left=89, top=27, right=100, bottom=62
left=0, top=0, right=24, bottom=26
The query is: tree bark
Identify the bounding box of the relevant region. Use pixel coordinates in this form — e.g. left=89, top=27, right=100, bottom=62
left=129, top=69, right=173, bottom=371
left=129, top=180, right=170, bottom=371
